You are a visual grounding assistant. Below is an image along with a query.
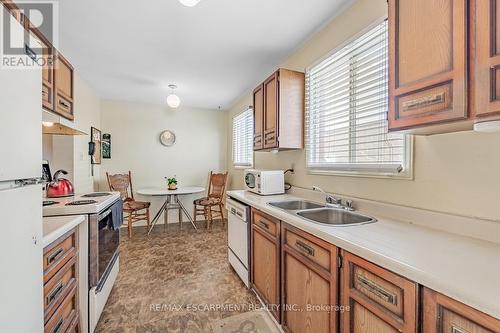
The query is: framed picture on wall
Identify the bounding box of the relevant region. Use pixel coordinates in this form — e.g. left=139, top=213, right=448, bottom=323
left=102, top=133, right=111, bottom=159
left=91, top=127, right=102, bottom=165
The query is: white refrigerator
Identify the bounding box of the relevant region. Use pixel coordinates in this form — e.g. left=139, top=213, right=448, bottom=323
left=0, top=7, right=44, bottom=333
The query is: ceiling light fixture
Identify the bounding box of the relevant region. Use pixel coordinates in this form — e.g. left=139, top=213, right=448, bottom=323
left=178, top=0, right=201, bottom=7
left=166, top=84, right=181, bottom=109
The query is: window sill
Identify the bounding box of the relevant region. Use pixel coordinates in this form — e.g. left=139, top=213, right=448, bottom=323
left=307, top=168, right=414, bottom=180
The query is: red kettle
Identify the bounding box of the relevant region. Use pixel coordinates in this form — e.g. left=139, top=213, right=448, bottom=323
left=46, top=170, right=75, bottom=198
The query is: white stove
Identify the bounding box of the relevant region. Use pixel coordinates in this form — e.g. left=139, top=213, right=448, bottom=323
left=42, top=191, right=122, bottom=333
left=43, top=192, right=121, bottom=216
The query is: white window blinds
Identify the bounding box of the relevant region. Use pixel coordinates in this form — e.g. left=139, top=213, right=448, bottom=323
left=305, top=20, right=409, bottom=174
left=232, top=108, right=253, bottom=167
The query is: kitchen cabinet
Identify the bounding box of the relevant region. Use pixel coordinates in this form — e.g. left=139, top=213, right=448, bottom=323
left=340, top=251, right=417, bottom=333
left=253, top=84, right=264, bottom=150
left=281, top=223, right=338, bottom=333
left=423, top=288, right=500, bottom=333
left=28, top=25, right=54, bottom=111
left=54, top=50, right=74, bottom=120
left=472, top=0, right=500, bottom=120
left=44, top=228, right=80, bottom=332
left=388, top=0, right=469, bottom=133
left=253, top=68, right=304, bottom=151
left=251, top=208, right=281, bottom=321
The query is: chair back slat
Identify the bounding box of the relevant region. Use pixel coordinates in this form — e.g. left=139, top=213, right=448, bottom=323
left=107, top=171, right=133, bottom=200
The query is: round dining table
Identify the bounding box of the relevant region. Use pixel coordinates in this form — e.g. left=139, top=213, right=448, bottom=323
left=137, top=186, right=205, bottom=234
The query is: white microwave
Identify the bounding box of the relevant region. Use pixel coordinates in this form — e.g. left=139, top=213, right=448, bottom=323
left=244, top=169, right=284, bottom=195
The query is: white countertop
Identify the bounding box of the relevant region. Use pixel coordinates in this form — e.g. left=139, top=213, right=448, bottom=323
left=227, top=190, right=500, bottom=320
left=43, top=215, right=85, bottom=247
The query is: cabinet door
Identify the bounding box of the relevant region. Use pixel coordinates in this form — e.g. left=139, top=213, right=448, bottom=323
left=251, top=209, right=280, bottom=321
left=473, top=0, right=500, bottom=118
left=282, top=224, right=338, bottom=333
left=423, top=288, right=500, bottom=333
left=340, top=251, right=417, bottom=333
left=388, top=0, right=468, bottom=130
left=253, top=85, right=264, bottom=150
left=54, top=51, right=74, bottom=120
left=29, top=25, right=54, bottom=111
left=263, top=72, right=279, bottom=149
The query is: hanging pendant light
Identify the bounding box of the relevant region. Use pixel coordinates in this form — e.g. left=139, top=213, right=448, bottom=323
left=167, top=84, right=181, bottom=109
left=178, top=0, right=201, bottom=7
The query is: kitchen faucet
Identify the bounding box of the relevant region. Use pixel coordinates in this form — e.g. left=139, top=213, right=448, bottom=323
left=312, top=186, right=354, bottom=211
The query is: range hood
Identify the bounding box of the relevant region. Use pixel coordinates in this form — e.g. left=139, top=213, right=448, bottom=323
left=42, top=110, right=86, bottom=135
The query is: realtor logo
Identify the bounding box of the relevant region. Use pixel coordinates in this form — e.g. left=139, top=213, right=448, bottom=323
left=1, top=1, right=58, bottom=69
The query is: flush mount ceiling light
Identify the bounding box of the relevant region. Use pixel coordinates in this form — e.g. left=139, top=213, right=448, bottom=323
left=178, top=0, right=201, bottom=7
left=166, top=84, right=181, bottom=109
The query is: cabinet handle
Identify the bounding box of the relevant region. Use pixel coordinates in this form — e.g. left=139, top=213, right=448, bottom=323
left=452, top=326, right=469, bottom=333
left=402, top=92, right=445, bottom=111
left=258, top=220, right=269, bottom=229
left=266, top=136, right=275, bottom=141
left=46, top=281, right=64, bottom=305
left=59, top=99, right=70, bottom=109
left=47, top=247, right=64, bottom=265
left=51, top=317, right=64, bottom=333
left=356, top=274, right=397, bottom=305
left=294, top=240, right=315, bottom=257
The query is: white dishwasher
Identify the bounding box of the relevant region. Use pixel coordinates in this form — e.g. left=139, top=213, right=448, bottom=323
left=226, top=197, right=250, bottom=287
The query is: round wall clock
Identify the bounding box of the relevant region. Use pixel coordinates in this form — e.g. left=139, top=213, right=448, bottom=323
left=159, top=130, right=176, bottom=147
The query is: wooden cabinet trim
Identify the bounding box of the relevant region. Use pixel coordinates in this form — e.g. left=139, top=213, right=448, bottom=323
left=43, top=228, right=77, bottom=284
left=253, top=84, right=264, bottom=150
left=263, top=72, right=279, bottom=149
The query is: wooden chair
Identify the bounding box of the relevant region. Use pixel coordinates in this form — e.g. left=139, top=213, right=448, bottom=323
left=106, top=171, right=150, bottom=239
left=193, top=171, right=228, bottom=229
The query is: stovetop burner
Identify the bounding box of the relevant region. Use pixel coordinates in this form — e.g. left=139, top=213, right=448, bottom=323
left=66, top=200, right=97, bottom=206
left=43, top=201, right=58, bottom=207
left=82, top=192, right=112, bottom=198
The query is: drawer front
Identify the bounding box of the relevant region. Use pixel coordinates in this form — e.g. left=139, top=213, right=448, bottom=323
left=55, top=94, right=73, bottom=120
left=44, top=255, right=77, bottom=322
left=341, top=251, right=417, bottom=332
left=65, top=316, right=80, bottom=333
left=284, top=227, right=331, bottom=272
left=252, top=210, right=278, bottom=238
left=44, top=284, right=77, bottom=333
left=43, top=229, right=77, bottom=283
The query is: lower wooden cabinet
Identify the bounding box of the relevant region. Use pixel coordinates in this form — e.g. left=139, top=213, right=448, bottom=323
left=44, top=228, right=80, bottom=333
left=251, top=208, right=281, bottom=321
left=281, top=223, right=338, bottom=333
left=423, top=288, right=500, bottom=333
left=340, top=251, right=418, bottom=333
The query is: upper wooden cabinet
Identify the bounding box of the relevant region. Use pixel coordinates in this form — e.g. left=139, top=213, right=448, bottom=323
left=388, top=0, right=468, bottom=132
left=54, top=50, right=74, bottom=120
left=253, top=85, right=264, bottom=150
left=253, top=68, right=304, bottom=151
left=473, top=0, right=500, bottom=120
left=423, top=288, right=500, bottom=333
left=28, top=25, right=54, bottom=111
left=340, top=251, right=418, bottom=333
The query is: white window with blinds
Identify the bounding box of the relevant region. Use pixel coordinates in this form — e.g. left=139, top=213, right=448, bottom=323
left=305, top=20, right=412, bottom=177
left=232, top=108, right=254, bottom=168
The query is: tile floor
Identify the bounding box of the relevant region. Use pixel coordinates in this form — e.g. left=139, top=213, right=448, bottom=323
left=95, top=221, right=259, bottom=333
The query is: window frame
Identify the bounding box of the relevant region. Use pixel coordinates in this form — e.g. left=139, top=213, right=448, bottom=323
left=305, top=18, right=413, bottom=180
left=232, top=108, right=254, bottom=169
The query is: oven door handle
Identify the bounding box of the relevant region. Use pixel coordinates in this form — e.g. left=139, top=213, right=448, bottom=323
left=98, top=209, right=112, bottom=222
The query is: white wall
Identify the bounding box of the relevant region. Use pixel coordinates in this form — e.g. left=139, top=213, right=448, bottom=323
left=99, top=100, right=227, bottom=224
left=42, top=73, right=102, bottom=193
left=226, top=0, right=500, bottom=222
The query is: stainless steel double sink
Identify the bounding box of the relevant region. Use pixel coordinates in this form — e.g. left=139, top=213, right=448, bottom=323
left=268, top=200, right=376, bottom=226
